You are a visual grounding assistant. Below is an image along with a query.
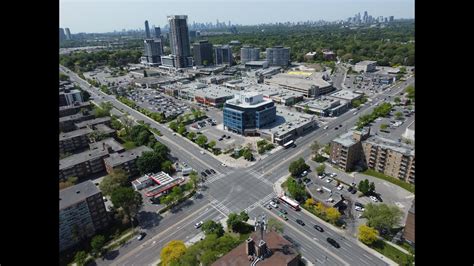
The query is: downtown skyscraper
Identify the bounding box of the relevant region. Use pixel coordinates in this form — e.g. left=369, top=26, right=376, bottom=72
left=144, top=20, right=151, bottom=38
left=167, top=15, right=192, bottom=68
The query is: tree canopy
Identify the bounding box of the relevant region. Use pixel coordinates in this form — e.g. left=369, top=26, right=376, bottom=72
left=201, top=220, right=224, bottom=237
left=288, top=158, right=310, bottom=177
left=110, top=187, right=143, bottom=220
left=358, top=225, right=379, bottom=245
left=160, top=240, right=187, bottom=266
left=286, top=177, right=307, bottom=201
left=99, top=169, right=129, bottom=196
left=364, top=203, right=403, bottom=231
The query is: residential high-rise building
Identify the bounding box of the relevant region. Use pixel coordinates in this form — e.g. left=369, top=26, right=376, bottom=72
left=240, top=46, right=260, bottom=64
left=143, top=39, right=163, bottom=65
left=65, top=28, right=72, bottom=40
left=168, top=15, right=192, bottom=68
left=214, top=45, right=233, bottom=65
left=193, top=40, right=213, bottom=66
left=154, top=26, right=161, bottom=39
left=144, top=20, right=151, bottom=38
left=266, top=46, right=290, bottom=67
left=59, top=181, right=109, bottom=251
left=389, top=16, right=394, bottom=22
left=59, top=28, right=66, bottom=43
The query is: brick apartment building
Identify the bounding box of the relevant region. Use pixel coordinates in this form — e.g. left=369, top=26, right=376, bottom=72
left=330, top=128, right=415, bottom=183
left=403, top=200, right=415, bottom=245
left=60, top=181, right=109, bottom=252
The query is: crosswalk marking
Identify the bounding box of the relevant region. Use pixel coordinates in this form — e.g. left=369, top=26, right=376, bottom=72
left=244, top=192, right=277, bottom=213
left=248, top=170, right=274, bottom=187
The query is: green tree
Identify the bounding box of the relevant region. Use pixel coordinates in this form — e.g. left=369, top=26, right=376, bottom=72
left=288, top=158, right=310, bottom=177
left=196, top=135, right=208, bottom=147
left=358, top=179, right=370, bottom=195
left=287, top=177, right=307, bottom=201
left=310, top=140, right=320, bottom=155
left=226, top=213, right=240, bottom=232
left=358, top=225, right=379, bottom=245
left=189, top=171, right=199, bottom=189
left=239, top=211, right=249, bottom=222
left=99, top=169, right=129, bottom=196
left=267, top=217, right=284, bottom=233
left=395, top=111, right=403, bottom=120
left=394, top=97, right=401, bottom=103
left=405, top=85, right=415, bottom=100
left=177, top=124, right=187, bottom=136
left=201, top=220, right=224, bottom=237
left=304, top=105, right=310, bottom=113
left=242, top=149, right=253, bottom=161
left=169, top=121, right=178, bottom=132
left=59, top=72, right=70, bottom=81
left=153, top=142, right=170, bottom=160
left=208, top=140, right=217, bottom=150
left=316, top=164, right=326, bottom=175
left=380, top=124, right=389, bottom=130
left=369, top=182, right=376, bottom=193
left=364, top=203, right=403, bottom=231
left=74, top=251, right=88, bottom=266
left=187, top=131, right=196, bottom=141
left=136, top=151, right=162, bottom=174
left=90, top=235, right=106, bottom=256
left=169, top=186, right=184, bottom=204
left=160, top=240, right=187, bottom=266
left=161, top=160, right=174, bottom=174
left=110, top=187, right=143, bottom=222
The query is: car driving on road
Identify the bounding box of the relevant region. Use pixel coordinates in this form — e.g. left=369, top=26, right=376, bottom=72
left=296, top=219, right=305, bottom=226
left=313, top=225, right=324, bottom=232
left=327, top=237, right=340, bottom=248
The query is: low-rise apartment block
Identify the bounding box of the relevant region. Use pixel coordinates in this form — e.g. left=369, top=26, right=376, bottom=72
left=59, top=148, right=109, bottom=180
left=60, top=180, right=109, bottom=252
left=60, top=112, right=95, bottom=132
left=89, top=138, right=125, bottom=153
left=104, top=146, right=153, bottom=177
left=59, top=128, right=93, bottom=154
left=59, top=102, right=92, bottom=117
left=75, top=117, right=112, bottom=129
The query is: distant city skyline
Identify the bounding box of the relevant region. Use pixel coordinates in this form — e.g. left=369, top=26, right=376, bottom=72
left=60, top=0, right=414, bottom=33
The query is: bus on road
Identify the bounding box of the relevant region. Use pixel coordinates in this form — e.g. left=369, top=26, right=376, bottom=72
left=283, top=140, right=294, bottom=149
left=279, top=195, right=300, bottom=210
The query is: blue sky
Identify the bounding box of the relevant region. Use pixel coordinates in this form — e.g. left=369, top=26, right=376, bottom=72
left=60, top=0, right=415, bottom=33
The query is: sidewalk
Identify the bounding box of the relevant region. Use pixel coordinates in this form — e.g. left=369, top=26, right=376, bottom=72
left=383, top=238, right=411, bottom=255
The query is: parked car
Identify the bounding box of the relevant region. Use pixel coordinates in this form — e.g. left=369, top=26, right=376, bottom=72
left=296, top=219, right=305, bottom=226
left=266, top=204, right=272, bottom=210
left=370, top=196, right=378, bottom=202
left=337, top=185, right=343, bottom=190
left=194, top=221, right=204, bottom=229
left=226, top=136, right=231, bottom=139
left=301, top=171, right=308, bottom=177
left=327, top=237, right=340, bottom=248
left=218, top=137, right=223, bottom=141
left=201, top=172, right=207, bottom=177
left=313, top=225, right=324, bottom=232
left=326, top=178, right=333, bottom=183
left=347, top=186, right=353, bottom=192
left=351, top=189, right=357, bottom=194
left=269, top=201, right=278, bottom=208
left=205, top=169, right=211, bottom=175
left=210, top=169, right=216, bottom=174
left=355, top=206, right=365, bottom=212
left=354, top=202, right=364, bottom=208
left=137, top=232, right=146, bottom=241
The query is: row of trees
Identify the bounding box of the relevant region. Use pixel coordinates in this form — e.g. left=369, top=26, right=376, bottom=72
left=356, top=102, right=392, bottom=129
left=207, top=22, right=414, bottom=66
left=257, top=139, right=275, bottom=154
left=304, top=198, right=341, bottom=224
left=60, top=49, right=142, bottom=73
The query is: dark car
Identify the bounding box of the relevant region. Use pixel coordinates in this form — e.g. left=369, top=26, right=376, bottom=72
left=218, top=137, right=223, bottom=141
left=201, top=172, right=207, bottom=177
left=279, top=209, right=288, bottom=215
left=313, top=225, right=324, bottom=232
left=348, top=186, right=353, bottom=192
left=339, top=124, right=342, bottom=127
left=222, top=135, right=226, bottom=138
left=226, top=136, right=231, bottom=139
left=296, top=219, right=305, bottom=226
left=327, top=237, right=340, bottom=248
left=205, top=169, right=212, bottom=175
left=210, top=169, right=216, bottom=174
left=334, top=127, right=339, bottom=130
left=355, top=202, right=364, bottom=208
left=351, top=189, right=357, bottom=194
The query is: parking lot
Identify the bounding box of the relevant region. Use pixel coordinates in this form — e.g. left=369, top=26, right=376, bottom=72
left=84, top=67, right=134, bottom=88
left=368, top=104, right=414, bottom=142
left=344, top=72, right=393, bottom=96
left=127, top=88, right=190, bottom=118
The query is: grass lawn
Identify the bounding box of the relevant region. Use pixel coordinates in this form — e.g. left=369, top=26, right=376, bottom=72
left=370, top=240, right=414, bottom=265
left=362, top=169, right=415, bottom=194
left=122, top=141, right=137, bottom=150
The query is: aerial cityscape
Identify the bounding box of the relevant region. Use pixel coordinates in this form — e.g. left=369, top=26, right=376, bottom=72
left=59, top=1, right=415, bottom=265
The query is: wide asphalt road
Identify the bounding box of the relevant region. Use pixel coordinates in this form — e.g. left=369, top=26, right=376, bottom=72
left=60, top=65, right=410, bottom=265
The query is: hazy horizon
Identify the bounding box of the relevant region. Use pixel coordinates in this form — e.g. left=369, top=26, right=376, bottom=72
left=60, top=0, right=414, bottom=33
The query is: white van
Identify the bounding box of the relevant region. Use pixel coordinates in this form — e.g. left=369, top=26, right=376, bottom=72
left=324, top=126, right=329, bottom=130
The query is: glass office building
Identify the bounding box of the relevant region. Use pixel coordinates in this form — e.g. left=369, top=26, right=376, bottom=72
left=223, top=93, right=276, bottom=136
